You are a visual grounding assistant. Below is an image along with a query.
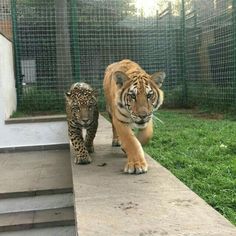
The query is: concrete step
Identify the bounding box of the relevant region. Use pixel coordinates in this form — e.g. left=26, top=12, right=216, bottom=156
left=0, top=149, right=72, bottom=199
left=0, top=193, right=73, bottom=214
left=70, top=116, right=236, bottom=236
left=0, top=188, right=73, bottom=200
left=0, top=226, right=75, bottom=236
left=0, top=207, right=75, bottom=232
left=0, top=149, right=75, bottom=234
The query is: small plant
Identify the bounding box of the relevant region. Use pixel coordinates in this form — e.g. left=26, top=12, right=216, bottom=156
left=187, top=83, right=235, bottom=112
left=164, top=85, right=184, bottom=108
left=16, top=86, right=65, bottom=116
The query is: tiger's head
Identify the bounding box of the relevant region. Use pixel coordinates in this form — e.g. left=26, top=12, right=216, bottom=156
left=65, top=85, right=98, bottom=127
left=113, top=70, right=165, bottom=128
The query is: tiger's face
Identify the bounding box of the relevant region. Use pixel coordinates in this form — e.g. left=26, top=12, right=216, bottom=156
left=65, top=87, right=97, bottom=127
left=114, top=71, right=165, bottom=128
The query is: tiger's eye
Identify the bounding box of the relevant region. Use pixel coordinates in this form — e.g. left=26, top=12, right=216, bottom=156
left=129, top=93, right=136, bottom=100
left=147, top=92, right=153, bottom=99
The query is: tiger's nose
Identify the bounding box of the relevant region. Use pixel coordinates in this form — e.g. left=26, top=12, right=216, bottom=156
left=82, top=118, right=89, bottom=123
left=138, top=111, right=148, bottom=119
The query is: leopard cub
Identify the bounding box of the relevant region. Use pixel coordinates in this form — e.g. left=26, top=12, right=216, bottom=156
left=65, top=82, right=99, bottom=164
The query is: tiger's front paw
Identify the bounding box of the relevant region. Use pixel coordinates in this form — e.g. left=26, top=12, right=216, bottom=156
left=112, top=139, right=120, bottom=147
left=124, top=159, right=148, bottom=174
left=74, top=153, right=92, bottom=165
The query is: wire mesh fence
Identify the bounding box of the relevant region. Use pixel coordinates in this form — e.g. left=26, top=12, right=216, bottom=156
left=185, top=0, right=235, bottom=111
left=0, top=0, right=235, bottom=116
left=0, top=0, right=12, bottom=40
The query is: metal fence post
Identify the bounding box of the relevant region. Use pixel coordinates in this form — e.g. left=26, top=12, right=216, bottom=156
left=55, top=0, right=73, bottom=91
left=11, top=0, right=22, bottom=104
left=233, top=0, right=236, bottom=105
left=181, top=0, right=188, bottom=107
left=70, top=0, right=80, bottom=82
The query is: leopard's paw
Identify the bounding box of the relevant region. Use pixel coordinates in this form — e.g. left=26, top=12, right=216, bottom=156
left=124, top=159, right=148, bottom=174
left=74, top=154, right=92, bottom=165
left=86, top=145, right=94, bottom=153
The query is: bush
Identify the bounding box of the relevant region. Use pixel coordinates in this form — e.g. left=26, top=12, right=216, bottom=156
left=17, top=86, right=65, bottom=115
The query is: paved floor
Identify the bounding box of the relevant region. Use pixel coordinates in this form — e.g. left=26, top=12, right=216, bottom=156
left=71, top=116, right=236, bottom=236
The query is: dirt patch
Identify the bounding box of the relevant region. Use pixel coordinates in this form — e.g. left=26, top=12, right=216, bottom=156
left=192, top=112, right=224, bottom=120
left=162, top=108, right=225, bottom=120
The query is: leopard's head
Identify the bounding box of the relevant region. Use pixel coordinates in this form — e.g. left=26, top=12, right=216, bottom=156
left=65, top=87, right=98, bottom=127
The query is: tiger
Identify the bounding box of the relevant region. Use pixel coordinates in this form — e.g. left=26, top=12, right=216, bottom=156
left=103, top=59, right=165, bottom=174
left=65, top=82, right=99, bottom=164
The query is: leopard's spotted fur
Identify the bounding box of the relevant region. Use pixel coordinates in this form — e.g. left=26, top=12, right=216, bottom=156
left=65, top=83, right=99, bottom=164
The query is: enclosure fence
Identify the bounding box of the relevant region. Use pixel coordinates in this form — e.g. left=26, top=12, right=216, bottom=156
left=0, top=0, right=235, bottom=116
left=0, top=0, right=12, bottom=40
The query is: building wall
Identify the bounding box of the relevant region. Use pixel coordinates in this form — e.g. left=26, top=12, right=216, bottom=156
left=0, top=34, right=16, bottom=119
left=0, top=35, right=68, bottom=149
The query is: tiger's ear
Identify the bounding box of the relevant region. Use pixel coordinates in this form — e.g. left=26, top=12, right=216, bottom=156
left=113, top=71, right=129, bottom=88
left=151, top=71, right=166, bottom=88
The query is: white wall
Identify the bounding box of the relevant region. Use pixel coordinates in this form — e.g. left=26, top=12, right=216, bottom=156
left=0, top=35, right=17, bottom=119
left=0, top=35, right=69, bottom=149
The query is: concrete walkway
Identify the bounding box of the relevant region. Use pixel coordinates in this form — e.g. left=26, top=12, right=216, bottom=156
left=71, top=116, right=236, bottom=236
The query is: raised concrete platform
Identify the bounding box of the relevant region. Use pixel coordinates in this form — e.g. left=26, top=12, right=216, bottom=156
left=71, top=116, right=236, bottom=236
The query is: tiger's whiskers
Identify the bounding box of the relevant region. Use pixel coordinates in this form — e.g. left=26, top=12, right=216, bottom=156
left=153, top=114, right=164, bottom=125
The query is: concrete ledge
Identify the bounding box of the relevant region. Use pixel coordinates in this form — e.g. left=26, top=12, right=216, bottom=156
left=5, top=114, right=66, bottom=124
left=0, top=188, right=73, bottom=200
left=70, top=116, right=236, bottom=236
left=0, top=143, right=69, bottom=153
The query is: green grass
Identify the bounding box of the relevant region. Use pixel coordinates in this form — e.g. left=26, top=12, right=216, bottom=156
left=144, top=110, right=236, bottom=225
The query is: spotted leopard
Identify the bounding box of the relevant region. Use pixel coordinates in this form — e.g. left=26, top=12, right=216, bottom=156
left=65, top=82, right=99, bottom=164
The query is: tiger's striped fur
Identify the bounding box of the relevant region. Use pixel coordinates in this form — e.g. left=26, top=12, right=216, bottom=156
left=103, top=59, right=165, bottom=174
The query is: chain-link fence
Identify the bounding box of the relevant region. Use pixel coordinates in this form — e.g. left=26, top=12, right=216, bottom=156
left=0, top=0, right=235, bottom=116
left=0, top=0, right=12, bottom=40
left=185, top=0, right=235, bottom=111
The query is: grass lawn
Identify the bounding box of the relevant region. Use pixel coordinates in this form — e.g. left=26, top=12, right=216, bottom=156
left=144, top=110, right=236, bottom=226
